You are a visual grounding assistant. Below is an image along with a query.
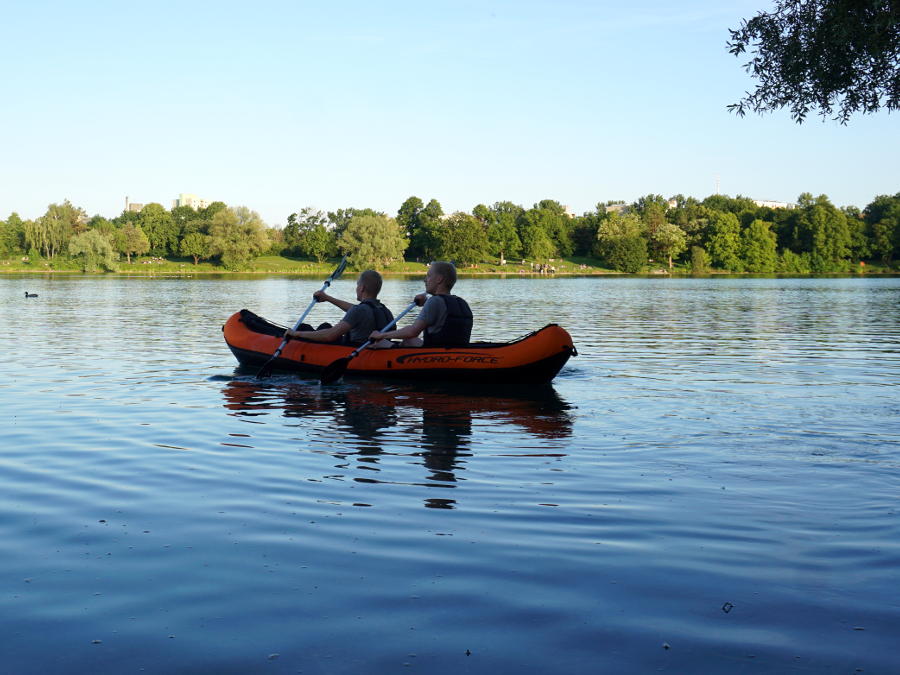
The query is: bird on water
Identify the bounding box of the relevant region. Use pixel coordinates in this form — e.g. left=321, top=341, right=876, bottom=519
left=25, top=292, right=38, bottom=298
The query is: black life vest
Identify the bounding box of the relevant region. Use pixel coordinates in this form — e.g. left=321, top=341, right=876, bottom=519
left=338, top=299, right=394, bottom=345
left=423, top=295, right=473, bottom=347
left=360, top=299, right=394, bottom=332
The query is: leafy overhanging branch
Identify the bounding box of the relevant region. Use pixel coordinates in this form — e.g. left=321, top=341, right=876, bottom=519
left=728, top=0, right=900, bottom=123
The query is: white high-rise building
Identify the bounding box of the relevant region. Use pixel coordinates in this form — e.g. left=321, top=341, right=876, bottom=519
left=172, top=193, right=211, bottom=210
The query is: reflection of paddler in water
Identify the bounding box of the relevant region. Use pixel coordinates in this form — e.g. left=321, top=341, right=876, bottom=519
left=220, top=379, right=573, bottom=502
left=419, top=404, right=472, bottom=484
left=222, top=380, right=396, bottom=447
left=405, top=383, right=573, bottom=441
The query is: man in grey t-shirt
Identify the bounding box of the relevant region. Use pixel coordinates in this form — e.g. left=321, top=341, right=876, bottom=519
left=370, top=261, right=471, bottom=347
left=415, top=292, right=449, bottom=338
left=285, top=270, right=394, bottom=346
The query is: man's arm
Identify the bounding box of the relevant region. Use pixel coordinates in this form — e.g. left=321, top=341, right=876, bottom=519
left=286, top=320, right=351, bottom=342
left=371, top=318, right=427, bottom=341
left=313, top=290, right=353, bottom=312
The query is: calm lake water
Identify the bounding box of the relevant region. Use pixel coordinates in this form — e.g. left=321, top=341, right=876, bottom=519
left=3, top=274, right=899, bottom=674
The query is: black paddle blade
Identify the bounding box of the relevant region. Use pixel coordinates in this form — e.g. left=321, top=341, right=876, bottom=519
left=320, top=357, right=351, bottom=385
left=332, top=256, right=348, bottom=281
left=256, top=360, right=275, bottom=378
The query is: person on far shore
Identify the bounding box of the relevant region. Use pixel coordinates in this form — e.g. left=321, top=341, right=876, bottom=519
left=284, top=269, right=394, bottom=347
left=369, top=261, right=472, bottom=347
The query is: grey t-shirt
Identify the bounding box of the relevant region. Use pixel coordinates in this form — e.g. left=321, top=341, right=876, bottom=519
left=417, top=295, right=447, bottom=337
left=341, top=302, right=393, bottom=343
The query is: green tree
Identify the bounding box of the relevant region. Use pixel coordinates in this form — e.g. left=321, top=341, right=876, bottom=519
left=728, top=0, right=900, bottom=122
left=651, top=221, right=687, bottom=269
left=796, top=195, right=851, bottom=272
left=0, top=212, right=26, bottom=256
left=264, top=226, right=285, bottom=256
left=87, top=215, right=116, bottom=253
left=472, top=203, right=491, bottom=225
left=707, top=211, right=743, bottom=271
left=596, top=212, right=648, bottom=273
left=521, top=200, right=573, bottom=256
left=741, top=219, right=778, bottom=272
left=120, top=223, right=150, bottom=263
left=327, top=207, right=385, bottom=241
left=171, top=204, right=209, bottom=249
left=285, top=207, right=336, bottom=262
left=180, top=232, right=211, bottom=265
left=396, top=196, right=424, bottom=241
left=779, top=249, right=812, bottom=274
left=519, top=219, right=556, bottom=260
left=437, top=212, right=489, bottom=265
left=302, top=223, right=334, bottom=262
left=483, top=201, right=524, bottom=261
left=632, top=194, right=669, bottom=219
left=691, top=246, right=710, bottom=275
left=26, top=200, right=86, bottom=259
left=701, top=194, right=759, bottom=215
left=864, top=193, right=900, bottom=263
left=669, top=199, right=712, bottom=249
left=208, top=206, right=269, bottom=271
left=771, top=204, right=800, bottom=252
left=633, top=195, right=673, bottom=263
left=869, top=218, right=898, bottom=264
left=201, top=201, right=228, bottom=221
left=171, top=205, right=199, bottom=229
left=570, top=216, right=598, bottom=257
left=842, top=206, right=870, bottom=260
left=338, top=214, right=407, bottom=269
left=408, top=199, right=444, bottom=261
left=69, top=229, right=117, bottom=272
left=137, top=203, right=179, bottom=256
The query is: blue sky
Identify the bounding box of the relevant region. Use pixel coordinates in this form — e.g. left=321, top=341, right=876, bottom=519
left=2, top=0, right=897, bottom=226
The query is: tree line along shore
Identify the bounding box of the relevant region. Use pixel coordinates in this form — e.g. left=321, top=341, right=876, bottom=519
left=2, top=191, right=899, bottom=276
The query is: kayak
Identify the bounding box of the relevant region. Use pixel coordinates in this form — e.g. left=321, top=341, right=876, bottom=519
left=223, top=309, right=576, bottom=384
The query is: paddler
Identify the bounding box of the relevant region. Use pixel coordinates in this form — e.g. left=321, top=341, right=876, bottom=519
left=369, top=261, right=472, bottom=347
left=285, top=269, right=394, bottom=347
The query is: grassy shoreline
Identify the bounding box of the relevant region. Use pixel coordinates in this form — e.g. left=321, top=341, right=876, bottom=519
left=1, top=254, right=895, bottom=277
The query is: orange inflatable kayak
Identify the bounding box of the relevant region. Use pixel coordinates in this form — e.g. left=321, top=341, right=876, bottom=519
left=223, top=309, right=576, bottom=384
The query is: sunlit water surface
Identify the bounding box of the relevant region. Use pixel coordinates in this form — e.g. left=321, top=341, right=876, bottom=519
left=2, top=275, right=899, bottom=673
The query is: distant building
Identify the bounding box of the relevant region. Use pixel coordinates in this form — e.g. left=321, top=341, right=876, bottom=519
left=562, top=204, right=576, bottom=218
left=753, top=199, right=794, bottom=209
left=603, top=203, right=628, bottom=214
left=124, top=196, right=144, bottom=212
left=172, top=193, right=211, bottom=210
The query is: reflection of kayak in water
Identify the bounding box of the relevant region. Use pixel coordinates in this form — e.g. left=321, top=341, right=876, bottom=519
left=221, top=378, right=573, bottom=440
left=223, top=309, right=576, bottom=384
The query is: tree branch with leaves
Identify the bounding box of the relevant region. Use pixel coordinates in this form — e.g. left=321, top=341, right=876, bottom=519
left=728, top=0, right=900, bottom=123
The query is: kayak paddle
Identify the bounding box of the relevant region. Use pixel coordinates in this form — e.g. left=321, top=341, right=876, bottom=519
left=257, top=255, right=348, bottom=378
left=319, top=300, right=418, bottom=385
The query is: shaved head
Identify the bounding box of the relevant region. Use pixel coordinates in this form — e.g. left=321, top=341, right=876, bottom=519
left=358, top=269, right=383, bottom=295
left=429, top=261, right=457, bottom=289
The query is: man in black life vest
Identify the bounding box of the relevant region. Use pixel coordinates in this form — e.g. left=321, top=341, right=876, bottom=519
left=370, top=261, right=473, bottom=347
left=284, top=269, right=394, bottom=347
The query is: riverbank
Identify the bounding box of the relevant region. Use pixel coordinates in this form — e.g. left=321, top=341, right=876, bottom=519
left=1, top=254, right=895, bottom=276
left=0, top=255, right=621, bottom=276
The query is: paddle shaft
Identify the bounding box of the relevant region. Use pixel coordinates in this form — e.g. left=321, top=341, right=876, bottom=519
left=319, top=300, right=418, bottom=384
left=257, top=256, right=347, bottom=376
left=275, top=277, right=340, bottom=357
left=347, top=300, right=418, bottom=358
